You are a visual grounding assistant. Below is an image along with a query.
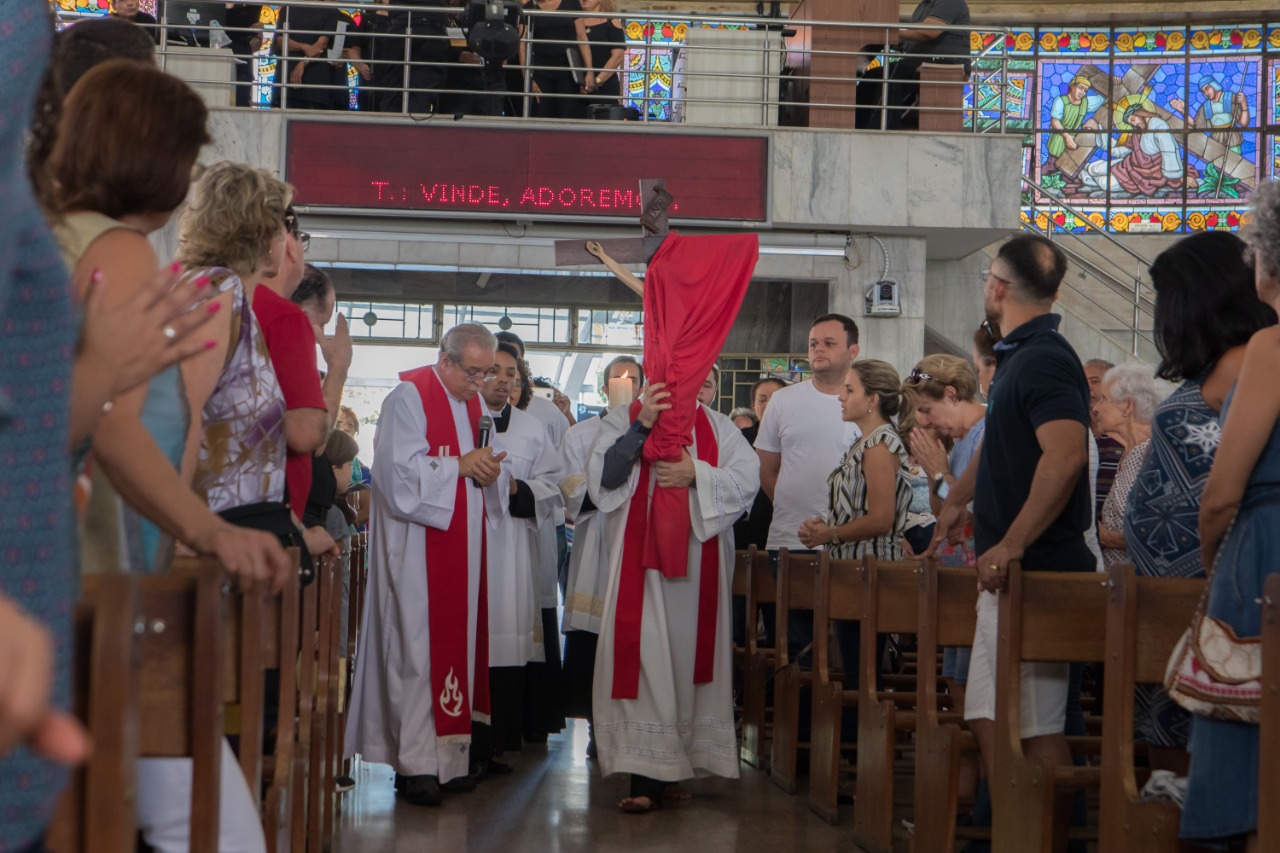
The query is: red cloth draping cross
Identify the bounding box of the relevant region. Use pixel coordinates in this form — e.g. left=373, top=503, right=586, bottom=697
left=609, top=232, right=758, bottom=700
left=401, top=365, right=491, bottom=737
left=637, top=232, right=759, bottom=575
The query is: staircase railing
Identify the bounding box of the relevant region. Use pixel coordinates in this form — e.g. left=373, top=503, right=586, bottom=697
left=1020, top=175, right=1156, bottom=357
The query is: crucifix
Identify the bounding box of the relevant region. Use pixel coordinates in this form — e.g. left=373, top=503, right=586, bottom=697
left=552, top=178, right=675, bottom=296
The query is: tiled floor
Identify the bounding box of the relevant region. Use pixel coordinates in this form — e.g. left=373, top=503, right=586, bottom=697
left=334, top=720, right=862, bottom=853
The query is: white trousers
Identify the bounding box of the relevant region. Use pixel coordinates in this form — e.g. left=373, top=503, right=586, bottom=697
left=135, top=737, right=267, bottom=853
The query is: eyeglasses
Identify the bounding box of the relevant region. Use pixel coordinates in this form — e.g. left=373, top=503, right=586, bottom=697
left=447, top=356, right=497, bottom=384
left=981, top=268, right=1013, bottom=287
left=905, top=367, right=934, bottom=385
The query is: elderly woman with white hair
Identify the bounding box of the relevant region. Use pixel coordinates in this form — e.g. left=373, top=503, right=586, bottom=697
left=1091, top=363, right=1174, bottom=569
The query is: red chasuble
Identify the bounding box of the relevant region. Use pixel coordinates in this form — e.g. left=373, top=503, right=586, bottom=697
left=400, top=365, right=492, bottom=737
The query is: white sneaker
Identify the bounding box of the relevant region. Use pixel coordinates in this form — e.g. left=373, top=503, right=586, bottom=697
left=1139, top=769, right=1187, bottom=807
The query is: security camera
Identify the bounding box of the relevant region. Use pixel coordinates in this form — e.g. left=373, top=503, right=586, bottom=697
left=865, top=280, right=901, bottom=316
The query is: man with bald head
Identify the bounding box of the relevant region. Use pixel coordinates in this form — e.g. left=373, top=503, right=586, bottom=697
left=345, top=324, right=506, bottom=806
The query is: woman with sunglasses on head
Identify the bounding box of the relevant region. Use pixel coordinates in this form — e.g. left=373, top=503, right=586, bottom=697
left=903, top=354, right=986, bottom=795
left=176, top=162, right=323, bottom=563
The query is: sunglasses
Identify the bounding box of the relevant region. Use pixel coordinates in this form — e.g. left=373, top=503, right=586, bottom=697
left=284, top=208, right=310, bottom=252
left=905, top=367, right=934, bottom=385
left=979, top=318, right=999, bottom=344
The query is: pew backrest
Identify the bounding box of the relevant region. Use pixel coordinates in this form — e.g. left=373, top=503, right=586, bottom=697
left=776, top=549, right=820, bottom=669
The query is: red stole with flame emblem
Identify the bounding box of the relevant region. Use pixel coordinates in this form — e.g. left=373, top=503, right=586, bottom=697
left=401, top=365, right=491, bottom=737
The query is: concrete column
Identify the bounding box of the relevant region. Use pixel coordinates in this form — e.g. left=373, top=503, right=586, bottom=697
left=791, top=0, right=899, bottom=129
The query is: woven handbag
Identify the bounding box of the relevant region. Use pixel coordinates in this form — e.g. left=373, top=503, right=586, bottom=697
left=1164, top=533, right=1262, bottom=723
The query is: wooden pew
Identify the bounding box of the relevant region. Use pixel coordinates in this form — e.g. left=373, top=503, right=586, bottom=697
left=1258, top=572, right=1280, bottom=851
left=1097, top=565, right=1203, bottom=852
left=740, top=546, right=776, bottom=770
left=770, top=549, right=820, bottom=794
left=338, top=534, right=366, bottom=804
left=912, top=562, right=981, bottom=853
left=47, top=574, right=141, bottom=853
left=291, top=566, right=320, bottom=853
left=172, top=556, right=269, bottom=804
left=312, top=555, right=342, bottom=851
left=807, top=555, right=863, bottom=824
left=993, top=564, right=1108, bottom=853
left=850, top=558, right=930, bottom=849
left=732, top=547, right=754, bottom=711
left=136, top=565, right=229, bottom=853
left=262, top=561, right=302, bottom=853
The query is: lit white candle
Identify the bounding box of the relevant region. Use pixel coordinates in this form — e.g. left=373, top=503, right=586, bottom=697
left=608, top=372, right=634, bottom=410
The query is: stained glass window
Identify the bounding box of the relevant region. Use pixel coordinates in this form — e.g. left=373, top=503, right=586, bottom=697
left=993, top=24, right=1276, bottom=233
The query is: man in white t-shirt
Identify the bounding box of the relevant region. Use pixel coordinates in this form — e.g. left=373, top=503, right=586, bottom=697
left=756, top=314, right=863, bottom=550
left=754, top=315, right=862, bottom=689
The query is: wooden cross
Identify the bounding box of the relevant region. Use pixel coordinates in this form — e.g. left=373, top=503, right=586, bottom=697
left=553, top=179, right=674, bottom=297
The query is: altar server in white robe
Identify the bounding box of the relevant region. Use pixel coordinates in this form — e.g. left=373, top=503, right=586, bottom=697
left=344, top=324, right=505, bottom=807
left=587, top=379, right=759, bottom=812
left=495, top=330, right=570, bottom=739
left=560, top=356, right=644, bottom=754
left=478, top=343, right=565, bottom=757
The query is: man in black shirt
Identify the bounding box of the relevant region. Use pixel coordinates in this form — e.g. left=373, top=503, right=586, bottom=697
left=367, top=0, right=452, bottom=114
left=885, top=0, right=971, bottom=129
left=223, top=4, right=264, bottom=107
left=927, top=234, right=1091, bottom=832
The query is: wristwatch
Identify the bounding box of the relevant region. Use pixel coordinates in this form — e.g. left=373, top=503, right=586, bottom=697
left=829, top=530, right=842, bottom=547
left=930, top=471, right=947, bottom=497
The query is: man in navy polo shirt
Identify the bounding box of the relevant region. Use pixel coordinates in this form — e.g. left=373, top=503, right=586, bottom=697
left=928, top=234, right=1092, bottom=826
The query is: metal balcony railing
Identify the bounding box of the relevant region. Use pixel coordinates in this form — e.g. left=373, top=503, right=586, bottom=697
left=55, top=1, right=1013, bottom=132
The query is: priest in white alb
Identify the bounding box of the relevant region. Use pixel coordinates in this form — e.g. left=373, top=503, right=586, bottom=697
left=477, top=343, right=565, bottom=760
left=344, top=324, right=506, bottom=807
left=582, top=232, right=761, bottom=812
left=560, top=356, right=644, bottom=758
left=587, top=377, right=759, bottom=811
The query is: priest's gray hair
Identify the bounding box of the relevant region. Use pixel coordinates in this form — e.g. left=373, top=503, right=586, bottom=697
left=440, top=323, right=497, bottom=364
left=1245, top=180, right=1280, bottom=280
left=1102, top=363, right=1175, bottom=425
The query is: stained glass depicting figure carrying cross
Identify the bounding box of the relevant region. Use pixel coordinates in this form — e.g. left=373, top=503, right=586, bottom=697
left=969, top=23, right=1277, bottom=234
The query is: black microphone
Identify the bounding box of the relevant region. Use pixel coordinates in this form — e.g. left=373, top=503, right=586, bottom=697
left=474, top=415, right=494, bottom=487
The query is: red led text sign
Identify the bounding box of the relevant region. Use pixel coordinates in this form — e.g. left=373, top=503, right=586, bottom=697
left=284, top=121, right=769, bottom=222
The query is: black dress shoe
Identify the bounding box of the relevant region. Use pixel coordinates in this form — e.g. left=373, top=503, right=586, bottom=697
left=440, top=772, right=478, bottom=794
left=394, top=773, right=406, bottom=794
left=403, top=774, right=443, bottom=806
left=482, top=758, right=513, bottom=776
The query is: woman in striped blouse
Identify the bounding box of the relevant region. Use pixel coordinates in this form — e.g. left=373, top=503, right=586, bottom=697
left=798, top=359, right=912, bottom=559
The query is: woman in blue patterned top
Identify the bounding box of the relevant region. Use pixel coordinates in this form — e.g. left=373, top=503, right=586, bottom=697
left=1123, top=231, right=1275, bottom=774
